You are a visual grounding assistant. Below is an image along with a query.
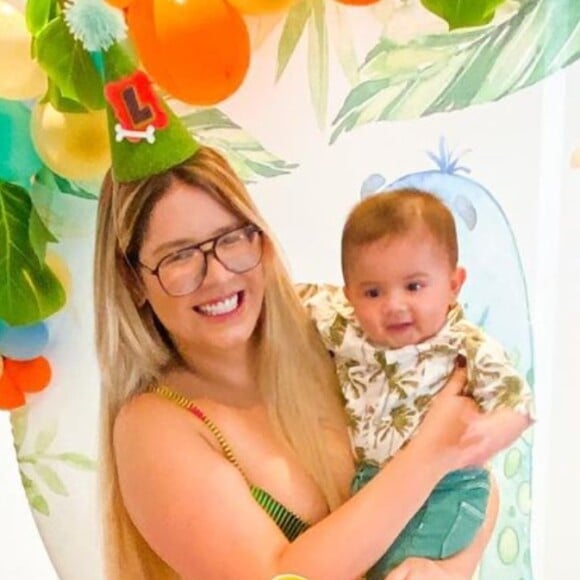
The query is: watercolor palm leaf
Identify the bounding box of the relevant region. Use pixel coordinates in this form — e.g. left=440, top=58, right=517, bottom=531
left=331, top=0, right=580, bottom=143
left=181, top=108, right=298, bottom=184
left=276, top=0, right=360, bottom=129
left=11, top=409, right=97, bottom=516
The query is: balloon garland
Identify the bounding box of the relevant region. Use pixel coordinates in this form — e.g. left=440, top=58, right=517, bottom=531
left=0, top=0, right=509, bottom=411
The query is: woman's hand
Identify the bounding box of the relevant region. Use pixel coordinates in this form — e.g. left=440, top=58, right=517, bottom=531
left=409, top=360, right=492, bottom=472
left=384, top=557, right=466, bottom=580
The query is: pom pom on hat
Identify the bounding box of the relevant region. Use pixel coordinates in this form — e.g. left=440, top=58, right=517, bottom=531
left=64, top=0, right=127, bottom=52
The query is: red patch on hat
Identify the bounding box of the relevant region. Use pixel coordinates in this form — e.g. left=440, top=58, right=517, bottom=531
left=105, top=71, right=168, bottom=132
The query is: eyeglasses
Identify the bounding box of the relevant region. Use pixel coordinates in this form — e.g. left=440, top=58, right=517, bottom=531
left=139, top=223, right=263, bottom=297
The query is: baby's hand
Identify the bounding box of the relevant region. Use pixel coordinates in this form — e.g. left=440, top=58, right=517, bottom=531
left=384, top=557, right=465, bottom=580
left=460, top=407, right=532, bottom=463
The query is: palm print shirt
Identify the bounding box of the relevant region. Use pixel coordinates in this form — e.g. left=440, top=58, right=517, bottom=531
left=299, top=284, right=534, bottom=467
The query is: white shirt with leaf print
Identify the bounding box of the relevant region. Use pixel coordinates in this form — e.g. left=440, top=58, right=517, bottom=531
left=298, top=283, right=534, bottom=467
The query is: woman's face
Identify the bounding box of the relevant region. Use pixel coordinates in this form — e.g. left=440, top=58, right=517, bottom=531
left=137, top=180, right=266, bottom=356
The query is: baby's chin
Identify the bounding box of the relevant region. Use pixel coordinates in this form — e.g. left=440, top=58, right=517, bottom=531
left=367, top=326, right=439, bottom=350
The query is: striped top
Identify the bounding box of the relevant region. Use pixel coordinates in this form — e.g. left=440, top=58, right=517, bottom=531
left=153, top=385, right=310, bottom=541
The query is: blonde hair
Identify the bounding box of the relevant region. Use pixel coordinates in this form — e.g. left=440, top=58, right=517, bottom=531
left=341, top=188, right=458, bottom=281
left=94, top=147, right=351, bottom=579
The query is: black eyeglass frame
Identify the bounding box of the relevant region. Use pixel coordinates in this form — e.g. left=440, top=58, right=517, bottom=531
left=138, top=223, right=263, bottom=297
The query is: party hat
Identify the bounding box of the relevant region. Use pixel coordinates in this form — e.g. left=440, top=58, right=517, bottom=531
left=63, top=0, right=199, bottom=183
left=102, top=42, right=199, bottom=183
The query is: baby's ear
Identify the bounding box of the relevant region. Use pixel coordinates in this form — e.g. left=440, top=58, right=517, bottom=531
left=450, top=266, right=467, bottom=299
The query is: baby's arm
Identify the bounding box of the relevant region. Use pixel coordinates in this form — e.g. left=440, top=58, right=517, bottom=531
left=464, top=332, right=534, bottom=459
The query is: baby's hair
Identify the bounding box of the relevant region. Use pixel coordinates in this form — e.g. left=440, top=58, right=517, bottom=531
left=341, top=188, right=458, bottom=280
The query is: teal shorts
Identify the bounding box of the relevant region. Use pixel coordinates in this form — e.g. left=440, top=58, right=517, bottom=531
left=352, top=464, right=490, bottom=580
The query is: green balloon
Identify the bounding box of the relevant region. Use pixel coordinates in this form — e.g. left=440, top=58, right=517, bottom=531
left=0, top=99, right=42, bottom=187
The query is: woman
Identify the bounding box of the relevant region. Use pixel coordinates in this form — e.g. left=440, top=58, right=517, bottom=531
left=94, top=147, right=498, bottom=580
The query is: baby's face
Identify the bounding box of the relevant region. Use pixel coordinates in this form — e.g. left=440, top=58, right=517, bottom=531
left=344, top=229, right=465, bottom=349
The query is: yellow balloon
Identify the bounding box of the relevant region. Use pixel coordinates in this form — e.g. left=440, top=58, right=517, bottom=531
left=228, top=0, right=297, bottom=15
left=45, top=250, right=72, bottom=298
left=31, top=103, right=111, bottom=182
left=0, top=2, right=47, bottom=100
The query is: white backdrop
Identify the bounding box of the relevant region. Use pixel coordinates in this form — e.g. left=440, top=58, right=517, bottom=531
left=2, top=2, right=580, bottom=579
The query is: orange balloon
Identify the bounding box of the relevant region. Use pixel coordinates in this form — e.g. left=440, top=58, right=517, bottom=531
left=0, top=368, right=25, bottom=410
left=227, top=0, right=296, bottom=14
left=4, top=357, right=52, bottom=393
left=127, top=0, right=250, bottom=105
left=104, top=0, right=134, bottom=8
left=334, top=0, right=380, bottom=5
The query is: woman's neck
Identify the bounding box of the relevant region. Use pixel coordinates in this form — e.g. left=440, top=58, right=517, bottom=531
left=169, top=338, right=261, bottom=406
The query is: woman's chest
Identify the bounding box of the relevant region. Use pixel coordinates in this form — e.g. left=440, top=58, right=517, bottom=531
left=205, top=404, right=331, bottom=524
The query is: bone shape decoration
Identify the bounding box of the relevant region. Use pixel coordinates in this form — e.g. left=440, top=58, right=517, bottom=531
left=115, top=124, right=156, bottom=144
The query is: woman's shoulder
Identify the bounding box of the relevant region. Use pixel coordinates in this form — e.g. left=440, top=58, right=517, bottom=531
left=113, top=388, right=208, bottom=458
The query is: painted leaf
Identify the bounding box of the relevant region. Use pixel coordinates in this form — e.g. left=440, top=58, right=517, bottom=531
left=330, top=1, right=360, bottom=86
left=0, top=181, right=66, bottom=325
left=308, top=0, right=329, bottom=129
left=10, top=408, right=28, bottom=451
left=35, top=463, right=68, bottom=496
left=35, top=422, right=58, bottom=454
left=421, top=0, right=506, bottom=30
left=35, top=15, right=105, bottom=111
left=55, top=452, right=97, bottom=471
left=276, top=0, right=312, bottom=80
left=180, top=108, right=298, bottom=183
left=331, top=0, right=580, bottom=143
left=20, top=471, right=50, bottom=516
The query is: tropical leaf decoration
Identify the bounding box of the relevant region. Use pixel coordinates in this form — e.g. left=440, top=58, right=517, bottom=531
left=276, top=0, right=361, bottom=129
left=421, top=0, right=507, bottom=30
left=180, top=108, right=298, bottom=183
left=0, top=181, right=66, bottom=326
left=26, top=0, right=107, bottom=113
left=331, top=0, right=580, bottom=143
left=11, top=409, right=97, bottom=516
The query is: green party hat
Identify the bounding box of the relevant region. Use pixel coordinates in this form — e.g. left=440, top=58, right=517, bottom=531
left=102, top=42, right=199, bottom=183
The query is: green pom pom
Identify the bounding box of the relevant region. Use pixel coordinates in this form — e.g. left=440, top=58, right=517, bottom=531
left=64, top=0, right=127, bottom=52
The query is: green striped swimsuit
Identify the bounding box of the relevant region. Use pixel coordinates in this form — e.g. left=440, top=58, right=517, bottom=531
left=153, top=385, right=310, bottom=541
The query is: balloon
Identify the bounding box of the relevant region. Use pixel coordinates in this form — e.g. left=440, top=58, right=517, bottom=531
left=228, top=0, right=296, bottom=14
left=334, top=0, right=380, bottom=5
left=0, top=364, right=25, bottom=410
left=31, top=102, right=111, bottom=182
left=4, top=357, right=52, bottom=393
left=0, top=356, right=51, bottom=409
left=104, top=0, right=134, bottom=9
left=0, top=99, right=43, bottom=186
left=46, top=251, right=73, bottom=297
left=0, top=2, right=47, bottom=100
left=127, top=0, right=250, bottom=105
left=0, top=320, right=49, bottom=361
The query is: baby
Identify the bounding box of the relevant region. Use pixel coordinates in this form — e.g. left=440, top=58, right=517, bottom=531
left=300, top=188, right=533, bottom=579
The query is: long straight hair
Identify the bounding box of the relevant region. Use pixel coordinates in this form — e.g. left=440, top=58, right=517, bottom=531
left=94, top=147, right=352, bottom=579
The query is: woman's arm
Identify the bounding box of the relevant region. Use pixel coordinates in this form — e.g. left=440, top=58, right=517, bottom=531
left=114, top=369, right=486, bottom=580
